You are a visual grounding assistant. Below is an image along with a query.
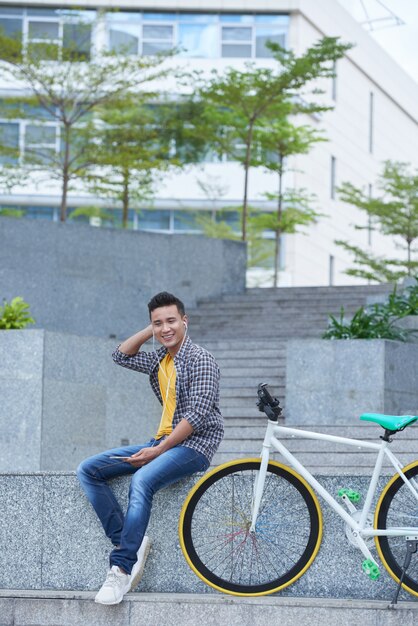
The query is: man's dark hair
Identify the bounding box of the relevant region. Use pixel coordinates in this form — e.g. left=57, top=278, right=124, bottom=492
left=148, top=292, right=186, bottom=317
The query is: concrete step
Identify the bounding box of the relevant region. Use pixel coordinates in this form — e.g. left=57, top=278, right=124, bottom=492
left=0, top=591, right=416, bottom=626
left=215, top=357, right=285, bottom=368
left=211, top=450, right=417, bottom=473
left=218, top=436, right=418, bottom=455
left=219, top=386, right=280, bottom=398
left=220, top=378, right=284, bottom=389
left=201, top=348, right=284, bottom=359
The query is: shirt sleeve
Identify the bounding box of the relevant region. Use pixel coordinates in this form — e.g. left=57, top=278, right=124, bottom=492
left=112, top=346, right=157, bottom=375
left=181, top=352, right=220, bottom=432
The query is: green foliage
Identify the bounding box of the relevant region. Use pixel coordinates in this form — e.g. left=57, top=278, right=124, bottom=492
left=0, top=207, right=24, bottom=218
left=68, top=205, right=115, bottom=223
left=337, top=161, right=418, bottom=280
left=195, top=36, right=351, bottom=241
left=385, top=279, right=418, bottom=317
left=323, top=279, right=418, bottom=341
left=334, top=241, right=417, bottom=283
left=0, top=297, right=35, bottom=330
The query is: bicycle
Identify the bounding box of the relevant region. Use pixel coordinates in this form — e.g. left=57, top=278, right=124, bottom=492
left=179, top=383, right=418, bottom=602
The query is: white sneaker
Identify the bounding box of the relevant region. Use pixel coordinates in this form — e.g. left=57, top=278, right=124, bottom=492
left=95, top=565, right=131, bottom=605
left=130, top=535, right=151, bottom=591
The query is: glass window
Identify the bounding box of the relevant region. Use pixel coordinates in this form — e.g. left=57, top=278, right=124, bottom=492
left=138, top=209, right=170, bottom=231
left=178, top=23, right=217, bottom=58
left=331, top=155, right=336, bottom=199
left=143, top=41, right=172, bottom=55
left=222, top=26, right=251, bottom=41
left=25, top=124, right=56, bottom=144
left=174, top=210, right=210, bottom=232
left=255, top=29, right=286, bottom=57
left=28, top=21, right=59, bottom=40
left=254, top=15, right=289, bottom=24
left=25, top=123, right=57, bottom=165
left=143, top=24, right=173, bottom=40
left=179, top=14, right=217, bottom=23
left=63, top=22, right=92, bottom=60
left=109, top=26, right=139, bottom=54
left=0, top=17, right=22, bottom=39
left=0, top=8, right=24, bottom=16
left=106, top=11, right=142, bottom=22
left=216, top=210, right=240, bottom=230
left=27, top=9, right=60, bottom=17
left=222, top=43, right=252, bottom=58
left=220, top=15, right=254, bottom=24
left=143, top=13, right=176, bottom=21
left=0, top=122, right=19, bottom=164
left=25, top=206, right=55, bottom=220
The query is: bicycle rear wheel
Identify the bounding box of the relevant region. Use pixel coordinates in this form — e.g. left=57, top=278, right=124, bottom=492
left=179, top=458, right=322, bottom=596
left=374, top=460, right=418, bottom=597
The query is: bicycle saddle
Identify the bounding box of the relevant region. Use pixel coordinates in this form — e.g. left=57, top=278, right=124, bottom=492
left=360, top=413, right=418, bottom=432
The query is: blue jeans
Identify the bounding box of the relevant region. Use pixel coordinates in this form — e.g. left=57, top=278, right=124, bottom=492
left=76, top=439, right=209, bottom=575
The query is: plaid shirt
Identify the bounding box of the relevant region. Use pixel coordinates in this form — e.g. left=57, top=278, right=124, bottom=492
left=112, top=336, right=224, bottom=462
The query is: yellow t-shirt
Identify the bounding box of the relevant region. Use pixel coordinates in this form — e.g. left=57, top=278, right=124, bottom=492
left=155, top=353, right=176, bottom=439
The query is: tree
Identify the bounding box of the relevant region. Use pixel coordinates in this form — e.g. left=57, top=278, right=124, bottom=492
left=195, top=37, right=351, bottom=242
left=253, top=117, right=326, bottom=285
left=0, top=16, right=169, bottom=221
left=336, top=161, right=418, bottom=282
left=82, top=96, right=208, bottom=228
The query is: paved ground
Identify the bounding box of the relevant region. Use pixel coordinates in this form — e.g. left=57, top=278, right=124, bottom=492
left=0, top=590, right=417, bottom=626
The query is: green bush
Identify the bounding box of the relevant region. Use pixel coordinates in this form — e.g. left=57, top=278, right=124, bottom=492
left=0, top=297, right=35, bottom=329
left=323, top=278, right=418, bottom=341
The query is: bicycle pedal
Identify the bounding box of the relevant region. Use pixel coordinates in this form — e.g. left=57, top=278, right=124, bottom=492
left=338, top=488, right=361, bottom=503
left=362, top=559, right=380, bottom=580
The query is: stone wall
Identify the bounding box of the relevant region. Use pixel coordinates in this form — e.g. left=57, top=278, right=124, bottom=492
left=0, top=471, right=412, bottom=602
left=0, top=218, right=246, bottom=339
left=0, top=330, right=160, bottom=471
left=285, top=339, right=418, bottom=423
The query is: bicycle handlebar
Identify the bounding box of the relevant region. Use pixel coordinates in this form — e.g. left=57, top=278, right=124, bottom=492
left=257, top=382, right=282, bottom=421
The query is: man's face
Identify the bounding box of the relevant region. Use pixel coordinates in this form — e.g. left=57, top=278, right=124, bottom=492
left=150, top=304, right=187, bottom=355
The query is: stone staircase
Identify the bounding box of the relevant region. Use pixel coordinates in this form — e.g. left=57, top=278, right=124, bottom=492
left=187, top=284, right=418, bottom=472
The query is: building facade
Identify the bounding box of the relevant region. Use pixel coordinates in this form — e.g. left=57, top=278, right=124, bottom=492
left=0, top=0, right=417, bottom=286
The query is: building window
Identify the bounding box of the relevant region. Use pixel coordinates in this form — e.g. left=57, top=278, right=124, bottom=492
left=367, top=184, right=373, bottom=246
left=369, top=91, right=374, bottom=154
left=330, top=155, right=336, bottom=199
left=106, top=11, right=289, bottom=59
left=0, top=101, right=59, bottom=165
left=0, top=121, right=19, bottom=164
left=331, top=61, right=337, bottom=101
left=329, top=255, right=335, bottom=286
left=0, top=7, right=94, bottom=61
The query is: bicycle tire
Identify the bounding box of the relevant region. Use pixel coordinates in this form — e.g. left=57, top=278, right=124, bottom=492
left=179, top=458, right=323, bottom=596
left=374, top=460, right=418, bottom=597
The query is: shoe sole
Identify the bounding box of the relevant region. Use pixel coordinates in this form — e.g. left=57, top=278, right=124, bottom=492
left=130, top=537, right=151, bottom=591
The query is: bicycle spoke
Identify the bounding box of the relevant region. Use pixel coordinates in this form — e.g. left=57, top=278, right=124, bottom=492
left=184, top=462, right=320, bottom=590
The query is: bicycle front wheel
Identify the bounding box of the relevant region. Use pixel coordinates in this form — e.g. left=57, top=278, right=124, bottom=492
left=179, top=458, right=322, bottom=596
left=375, top=460, right=418, bottom=597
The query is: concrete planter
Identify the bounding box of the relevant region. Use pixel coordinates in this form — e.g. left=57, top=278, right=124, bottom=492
left=397, top=315, right=418, bottom=341
left=285, top=339, right=418, bottom=424
left=0, top=330, right=159, bottom=471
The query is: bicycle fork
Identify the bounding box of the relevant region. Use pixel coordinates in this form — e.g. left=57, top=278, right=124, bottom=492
left=250, top=421, right=276, bottom=533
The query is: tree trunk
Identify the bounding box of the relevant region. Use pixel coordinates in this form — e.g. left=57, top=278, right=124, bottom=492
left=274, top=155, right=284, bottom=287
left=122, top=171, right=129, bottom=228
left=60, top=125, right=71, bottom=222
left=241, top=125, right=254, bottom=242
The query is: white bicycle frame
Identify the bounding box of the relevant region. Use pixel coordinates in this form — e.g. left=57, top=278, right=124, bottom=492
left=251, top=420, right=418, bottom=565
